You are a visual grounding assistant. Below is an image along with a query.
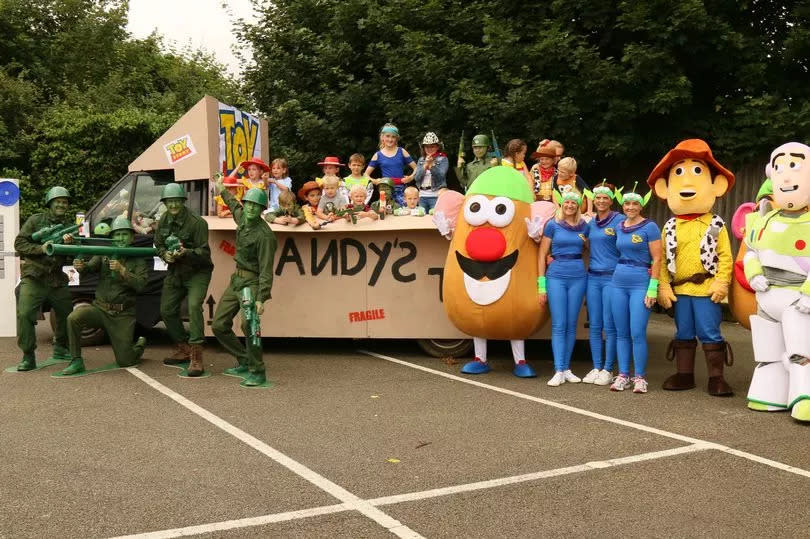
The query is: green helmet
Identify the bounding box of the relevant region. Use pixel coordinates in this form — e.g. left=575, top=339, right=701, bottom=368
left=110, top=215, right=134, bottom=233
left=45, top=186, right=70, bottom=205
left=378, top=177, right=395, bottom=188
left=472, top=134, right=490, bottom=147
left=242, top=187, right=268, bottom=207
left=160, top=183, right=187, bottom=201
left=93, top=222, right=111, bottom=236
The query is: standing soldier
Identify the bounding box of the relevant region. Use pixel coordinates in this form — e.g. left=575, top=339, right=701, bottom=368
left=14, top=186, right=75, bottom=371
left=212, top=178, right=277, bottom=387
left=456, top=134, right=494, bottom=192
left=60, top=216, right=148, bottom=374
left=155, top=183, right=213, bottom=377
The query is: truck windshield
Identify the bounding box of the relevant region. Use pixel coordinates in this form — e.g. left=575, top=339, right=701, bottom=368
left=131, top=174, right=169, bottom=235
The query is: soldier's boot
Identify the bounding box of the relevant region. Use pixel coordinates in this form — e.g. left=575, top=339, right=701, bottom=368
left=224, top=362, right=249, bottom=376
left=662, top=339, right=697, bottom=391
left=16, top=354, right=37, bottom=372
left=704, top=341, right=734, bottom=397
left=163, top=343, right=190, bottom=365
left=243, top=370, right=266, bottom=387
left=49, top=346, right=71, bottom=361
left=60, top=358, right=86, bottom=376
left=186, top=344, right=204, bottom=377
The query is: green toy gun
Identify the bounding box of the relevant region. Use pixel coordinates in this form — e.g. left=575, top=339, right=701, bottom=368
left=44, top=244, right=157, bottom=258
left=165, top=234, right=183, bottom=255
left=336, top=204, right=364, bottom=224
left=458, top=130, right=466, bottom=161
left=31, top=223, right=80, bottom=244
left=490, top=130, right=502, bottom=165
left=240, top=287, right=261, bottom=347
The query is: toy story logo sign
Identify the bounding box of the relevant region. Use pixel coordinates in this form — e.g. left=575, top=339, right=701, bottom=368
left=218, top=102, right=262, bottom=175
left=163, top=134, right=196, bottom=165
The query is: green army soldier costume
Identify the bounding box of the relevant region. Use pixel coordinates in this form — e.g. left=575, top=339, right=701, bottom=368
left=456, top=134, right=494, bottom=192
left=370, top=177, right=401, bottom=214
left=155, top=183, right=213, bottom=377
left=212, top=182, right=277, bottom=386
left=14, top=186, right=75, bottom=371
left=60, top=217, right=148, bottom=375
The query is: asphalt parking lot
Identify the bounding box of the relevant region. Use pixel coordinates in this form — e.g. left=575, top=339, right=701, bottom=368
left=1, top=314, right=808, bottom=538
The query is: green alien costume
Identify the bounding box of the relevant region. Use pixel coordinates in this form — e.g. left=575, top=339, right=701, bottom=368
left=212, top=187, right=277, bottom=385
left=456, top=134, right=494, bottom=192
left=154, top=183, right=213, bottom=375
left=61, top=217, right=148, bottom=374
left=14, top=187, right=75, bottom=370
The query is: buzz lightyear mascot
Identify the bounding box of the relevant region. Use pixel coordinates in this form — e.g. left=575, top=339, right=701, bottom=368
left=745, top=142, right=810, bottom=421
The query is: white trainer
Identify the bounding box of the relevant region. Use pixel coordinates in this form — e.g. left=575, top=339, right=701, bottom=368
left=562, top=369, right=581, bottom=383
left=582, top=368, right=600, bottom=384
left=594, top=369, right=613, bottom=386
left=547, top=371, right=566, bottom=386
left=610, top=374, right=630, bottom=392
left=632, top=377, right=649, bottom=394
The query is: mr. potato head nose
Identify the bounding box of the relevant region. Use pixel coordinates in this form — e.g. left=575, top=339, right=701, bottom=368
left=465, top=227, right=506, bottom=262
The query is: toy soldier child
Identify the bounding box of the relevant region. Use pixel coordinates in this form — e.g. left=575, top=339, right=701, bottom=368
left=212, top=179, right=277, bottom=386
left=456, top=134, right=494, bottom=192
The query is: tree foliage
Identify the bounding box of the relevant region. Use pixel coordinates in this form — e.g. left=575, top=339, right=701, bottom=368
left=242, top=0, right=810, bottom=185
left=0, top=0, right=243, bottom=218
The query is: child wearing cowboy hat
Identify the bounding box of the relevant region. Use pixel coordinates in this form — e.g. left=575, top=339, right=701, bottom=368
left=315, top=156, right=345, bottom=187
left=413, top=131, right=449, bottom=213
left=223, top=157, right=270, bottom=192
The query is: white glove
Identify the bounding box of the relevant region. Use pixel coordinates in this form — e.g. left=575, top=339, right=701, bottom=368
left=432, top=210, right=453, bottom=239
left=750, top=275, right=770, bottom=293
left=525, top=216, right=544, bottom=241
left=796, top=294, right=810, bottom=314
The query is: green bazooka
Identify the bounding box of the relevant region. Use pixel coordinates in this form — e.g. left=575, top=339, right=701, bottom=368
left=240, top=287, right=261, bottom=347
left=31, top=223, right=79, bottom=243
left=58, top=217, right=149, bottom=376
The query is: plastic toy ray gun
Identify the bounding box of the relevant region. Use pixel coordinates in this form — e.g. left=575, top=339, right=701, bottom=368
left=31, top=223, right=80, bottom=244
left=336, top=204, right=365, bottom=224
left=240, top=287, right=261, bottom=347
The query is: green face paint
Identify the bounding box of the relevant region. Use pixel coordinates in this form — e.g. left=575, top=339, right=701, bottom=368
left=50, top=198, right=69, bottom=216
left=112, top=230, right=133, bottom=247
left=243, top=201, right=263, bottom=222
left=165, top=198, right=185, bottom=216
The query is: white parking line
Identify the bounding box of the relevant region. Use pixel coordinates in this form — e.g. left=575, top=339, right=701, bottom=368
left=110, top=444, right=712, bottom=538
left=125, top=368, right=425, bottom=539
left=359, top=350, right=810, bottom=480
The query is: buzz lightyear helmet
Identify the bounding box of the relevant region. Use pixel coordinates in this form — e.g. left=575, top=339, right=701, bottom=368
left=583, top=179, right=622, bottom=201
left=615, top=181, right=652, bottom=206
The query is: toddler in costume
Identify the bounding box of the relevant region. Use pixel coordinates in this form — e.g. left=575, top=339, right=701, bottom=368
left=316, top=175, right=349, bottom=222
left=394, top=186, right=426, bottom=216
left=264, top=190, right=303, bottom=226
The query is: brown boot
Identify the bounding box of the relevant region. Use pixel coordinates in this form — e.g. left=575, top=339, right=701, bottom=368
left=186, top=344, right=204, bottom=377
left=704, top=341, right=734, bottom=397
left=163, top=343, right=190, bottom=365
left=662, top=339, right=697, bottom=390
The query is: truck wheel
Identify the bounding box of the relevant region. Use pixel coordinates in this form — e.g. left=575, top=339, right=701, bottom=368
left=50, top=298, right=107, bottom=347
left=417, top=338, right=473, bottom=358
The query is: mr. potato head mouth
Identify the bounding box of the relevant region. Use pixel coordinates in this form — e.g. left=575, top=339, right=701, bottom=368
left=455, top=250, right=519, bottom=306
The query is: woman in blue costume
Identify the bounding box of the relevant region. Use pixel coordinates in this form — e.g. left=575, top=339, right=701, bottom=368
left=582, top=182, right=624, bottom=386
left=609, top=183, right=662, bottom=393
left=538, top=190, right=589, bottom=386
left=364, top=123, right=417, bottom=206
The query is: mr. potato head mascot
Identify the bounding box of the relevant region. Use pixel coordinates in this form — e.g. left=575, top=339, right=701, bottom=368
left=744, top=142, right=810, bottom=422
left=649, top=139, right=735, bottom=396
left=433, top=167, right=556, bottom=377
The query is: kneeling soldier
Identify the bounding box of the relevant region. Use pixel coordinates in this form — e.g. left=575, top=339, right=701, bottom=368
left=60, top=216, right=147, bottom=375
left=212, top=179, right=277, bottom=386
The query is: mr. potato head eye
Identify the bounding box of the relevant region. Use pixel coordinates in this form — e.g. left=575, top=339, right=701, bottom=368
left=463, top=195, right=516, bottom=228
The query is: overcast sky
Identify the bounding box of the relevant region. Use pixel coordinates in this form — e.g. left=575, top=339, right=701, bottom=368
left=126, top=0, right=258, bottom=76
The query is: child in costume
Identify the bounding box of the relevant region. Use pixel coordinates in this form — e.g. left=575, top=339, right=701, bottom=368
left=60, top=216, right=148, bottom=375
left=316, top=175, right=349, bottom=221
left=501, top=139, right=533, bottom=189
left=298, top=181, right=323, bottom=230
left=344, top=153, right=373, bottom=204
left=315, top=156, right=345, bottom=186
left=582, top=181, right=623, bottom=385
left=223, top=157, right=270, bottom=192
left=342, top=185, right=379, bottom=222
left=609, top=184, right=661, bottom=393
left=538, top=190, right=589, bottom=386
left=212, top=181, right=277, bottom=387
left=370, top=177, right=401, bottom=216
left=456, top=134, right=494, bottom=192
left=413, top=132, right=449, bottom=212
left=650, top=139, right=735, bottom=396
left=264, top=190, right=304, bottom=226
left=744, top=142, right=810, bottom=421
left=529, top=142, right=557, bottom=202
left=364, top=123, right=417, bottom=207
left=394, top=186, right=426, bottom=216
left=555, top=157, right=591, bottom=214
left=267, top=158, right=292, bottom=211
left=13, top=186, right=75, bottom=371
left=216, top=175, right=243, bottom=218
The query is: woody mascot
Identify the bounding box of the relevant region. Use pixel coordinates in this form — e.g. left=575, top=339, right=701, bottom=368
left=744, top=142, right=810, bottom=422
left=649, top=139, right=735, bottom=396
